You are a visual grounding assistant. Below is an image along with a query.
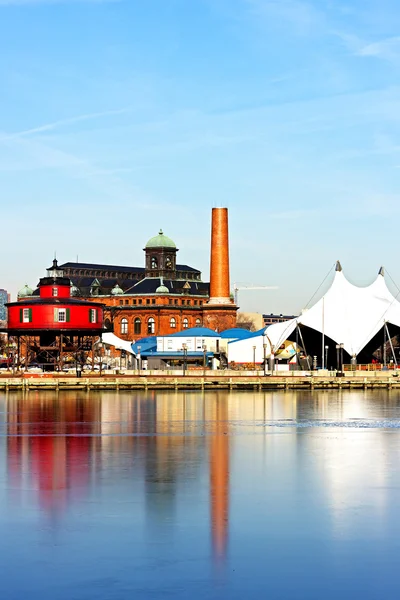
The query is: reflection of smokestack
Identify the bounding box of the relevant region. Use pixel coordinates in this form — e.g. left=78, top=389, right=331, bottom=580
left=209, top=207, right=231, bottom=305
left=210, top=396, right=229, bottom=563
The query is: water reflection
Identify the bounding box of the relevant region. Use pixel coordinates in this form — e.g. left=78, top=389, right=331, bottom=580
left=2, top=390, right=400, bottom=599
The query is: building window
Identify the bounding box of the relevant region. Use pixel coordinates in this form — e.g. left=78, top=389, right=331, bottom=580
left=119, top=300, right=123, bottom=305
left=54, top=308, right=70, bottom=323
left=183, top=318, right=189, bottom=329
left=151, top=257, right=158, bottom=269
left=121, top=318, right=128, bottom=335
left=196, top=318, right=202, bottom=326
left=125, top=299, right=129, bottom=305
left=52, top=288, right=58, bottom=297
left=20, top=308, right=32, bottom=323
left=134, top=318, right=141, bottom=335
left=147, top=317, right=155, bottom=334
left=138, top=299, right=142, bottom=305
left=89, top=309, right=97, bottom=323
left=146, top=299, right=150, bottom=305
left=152, top=299, right=156, bottom=305
left=133, top=299, right=137, bottom=305
left=194, top=300, right=198, bottom=306
left=174, top=300, right=178, bottom=305
left=170, top=317, right=176, bottom=329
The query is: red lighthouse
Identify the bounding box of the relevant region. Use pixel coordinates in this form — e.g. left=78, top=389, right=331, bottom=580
left=5, top=259, right=104, bottom=370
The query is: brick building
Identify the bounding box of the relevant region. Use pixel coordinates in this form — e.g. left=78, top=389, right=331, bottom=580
left=19, top=209, right=237, bottom=344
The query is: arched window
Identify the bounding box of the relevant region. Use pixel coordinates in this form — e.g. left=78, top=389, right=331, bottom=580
left=195, top=318, right=202, bottom=326
left=104, top=318, right=112, bottom=331
left=120, top=318, right=128, bottom=335
left=183, top=318, right=189, bottom=329
left=147, top=317, right=155, bottom=334
left=170, top=317, right=176, bottom=329
left=134, top=318, right=141, bottom=335
left=151, top=257, right=158, bottom=269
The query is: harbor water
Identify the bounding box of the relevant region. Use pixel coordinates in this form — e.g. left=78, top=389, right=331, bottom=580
left=1, top=390, right=400, bottom=599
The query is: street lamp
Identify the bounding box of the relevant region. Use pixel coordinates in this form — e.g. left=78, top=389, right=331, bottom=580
left=253, top=345, right=256, bottom=370
left=137, top=345, right=141, bottom=371
left=325, top=345, right=329, bottom=370
left=182, top=343, right=188, bottom=375
left=202, top=344, right=207, bottom=375
left=98, top=341, right=103, bottom=377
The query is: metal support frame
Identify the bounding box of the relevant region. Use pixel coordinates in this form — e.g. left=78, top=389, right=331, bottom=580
left=385, top=322, right=398, bottom=367
left=296, top=324, right=311, bottom=370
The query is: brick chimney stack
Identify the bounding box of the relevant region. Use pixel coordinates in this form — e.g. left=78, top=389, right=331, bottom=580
left=208, top=207, right=232, bottom=305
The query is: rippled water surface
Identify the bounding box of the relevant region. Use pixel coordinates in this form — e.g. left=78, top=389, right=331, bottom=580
left=1, top=389, right=400, bottom=599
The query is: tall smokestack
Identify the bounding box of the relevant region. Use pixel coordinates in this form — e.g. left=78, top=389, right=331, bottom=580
left=208, top=207, right=232, bottom=305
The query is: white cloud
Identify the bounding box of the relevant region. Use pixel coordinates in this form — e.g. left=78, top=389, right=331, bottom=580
left=357, top=36, right=400, bottom=62
left=244, top=0, right=325, bottom=34
left=0, top=107, right=130, bottom=142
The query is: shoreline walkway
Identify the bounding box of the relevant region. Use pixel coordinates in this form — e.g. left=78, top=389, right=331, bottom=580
left=1, top=370, right=400, bottom=391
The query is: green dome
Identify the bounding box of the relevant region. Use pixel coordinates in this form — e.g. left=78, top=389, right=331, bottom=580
left=18, top=284, right=33, bottom=298
left=111, top=284, right=124, bottom=295
left=145, top=229, right=176, bottom=249
left=156, top=284, right=169, bottom=294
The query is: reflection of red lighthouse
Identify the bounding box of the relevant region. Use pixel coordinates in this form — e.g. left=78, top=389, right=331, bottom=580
left=6, top=396, right=95, bottom=515
left=210, top=396, right=230, bottom=561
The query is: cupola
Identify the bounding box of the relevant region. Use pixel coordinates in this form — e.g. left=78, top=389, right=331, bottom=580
left=18, top=284, right=33, bottom=298
left=111, top=283, right=124, bottom=295
left=144, top=229, right=178, bottom=278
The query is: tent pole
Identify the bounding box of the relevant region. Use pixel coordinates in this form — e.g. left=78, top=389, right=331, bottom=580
left=385, top=322, right=397, bottom=367
left=383, top=322, right=387, bottom=367
left=321, top=296, right=325, bottom=369
left=297, top=325, right=311, bottom=370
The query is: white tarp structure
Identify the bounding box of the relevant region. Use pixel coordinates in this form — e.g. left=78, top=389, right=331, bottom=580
left=101, top=332, right=136, bottom=355
left=266, top=263, right=400, bottom=358
left=228, top=263, right=400, bottom=364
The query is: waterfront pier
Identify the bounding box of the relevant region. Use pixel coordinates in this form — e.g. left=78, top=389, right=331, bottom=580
left=1, top=370, right=400, bottom=391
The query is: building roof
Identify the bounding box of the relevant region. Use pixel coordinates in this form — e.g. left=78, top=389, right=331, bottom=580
left=131, top=337, right=157, bottom=354
left=145, top=229, right=176, bottom=249
left=60, top=262, right=146, bottom=274
left=220, top=328, right=255, bottom=339
left=171, top=327, right=220, bottom=338
left=61, top=261, right=200, bottom=274
left=130, top=278, right=208, bottom=295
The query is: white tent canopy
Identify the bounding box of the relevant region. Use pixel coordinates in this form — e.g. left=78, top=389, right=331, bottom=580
left=266, top=263, right=400, bottom=358
left=101, top=332, right=136, bottom=355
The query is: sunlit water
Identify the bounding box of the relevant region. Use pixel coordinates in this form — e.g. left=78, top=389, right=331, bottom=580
left=1, top=389, right=400, bottom=599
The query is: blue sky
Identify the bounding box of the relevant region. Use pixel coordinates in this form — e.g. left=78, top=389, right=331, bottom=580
left=1, top=0, right=400, bottom=313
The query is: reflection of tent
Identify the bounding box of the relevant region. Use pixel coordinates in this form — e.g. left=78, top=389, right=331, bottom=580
left=101, top=332, right=136, bottom=355
left=266, top=262, right=400, bottom=363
